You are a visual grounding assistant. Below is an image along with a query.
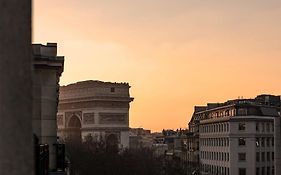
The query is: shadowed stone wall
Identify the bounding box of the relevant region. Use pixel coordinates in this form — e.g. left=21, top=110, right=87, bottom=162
left=0, top=0, right=33, bottom=175
left=32, top=43, right=64, bottom=170
left=275, top=117, right=281, bottom=175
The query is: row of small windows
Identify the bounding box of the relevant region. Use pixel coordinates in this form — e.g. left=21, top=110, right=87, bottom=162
left=201, top=151, right=274, bottom=163
left=201, top=164, right=230, bottom=175
left=256, top=122, right=274, bottom=133
left=238, top=152, right=275, bottom=165
left=200, top=121, right=273, bottom=133
left=238, top=137, right=274, bottom=148
left=238, top=122, right=274, bottom=132
left=200, top=151, right=229, bottom=161
left=200, top=138, right=229, bottom=147
left=202, top=166, right=247, bottom=175
left=256, top=152, right=274, bottom=162
left=195, top=109, right=235, bottom=121
left=202, top=166, right=274, bottom=175
left=209, top=109, right=235, bottom=118
left=256, top=137, right=274, bottom=147
left=256, top=166, right=274, bottom=175
left=200, top=122, right=229, bottom=133
left=200, top=137, right=274, bottom=148
left=237, top=167, right=274, bottom=175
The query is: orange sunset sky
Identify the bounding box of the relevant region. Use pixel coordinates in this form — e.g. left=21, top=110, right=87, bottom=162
left=33, top=0, right=281, bottom=132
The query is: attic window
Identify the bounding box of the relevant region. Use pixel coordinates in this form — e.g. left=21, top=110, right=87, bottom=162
left=111, top=87, right=115, bottom=92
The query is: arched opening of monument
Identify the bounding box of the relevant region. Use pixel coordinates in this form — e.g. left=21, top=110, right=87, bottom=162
left=106, top=134, right=119, bottom=153
left=66, top=115, right=82, bottom=142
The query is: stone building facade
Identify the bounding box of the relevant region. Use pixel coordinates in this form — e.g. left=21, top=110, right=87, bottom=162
left=0, top=1, right=33, bottom=174
left=57, top=80, right=134, bottom=149
left=32, top=43, right=64, bottom=170
left=188, top=95, right=280, bottom=175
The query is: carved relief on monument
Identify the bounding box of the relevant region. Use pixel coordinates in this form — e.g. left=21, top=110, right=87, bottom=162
left=65, top=111, right=82, bottom=127
left=83, top=112, right=95, bottom=124
left=58, top=101, right=129, bottom=110
left=99, top=113, right=128, bottom=124
left=57, top=115, right=63, bottom=126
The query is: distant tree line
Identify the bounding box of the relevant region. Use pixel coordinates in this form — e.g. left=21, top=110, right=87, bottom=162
left=65, top=135, right=187, bottom=175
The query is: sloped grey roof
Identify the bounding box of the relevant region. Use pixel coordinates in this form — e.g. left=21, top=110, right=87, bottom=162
left=260, top=107, right=279, bottom=117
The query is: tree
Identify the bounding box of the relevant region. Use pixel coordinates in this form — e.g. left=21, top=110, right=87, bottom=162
left=65, top=138, right=187, bottom=175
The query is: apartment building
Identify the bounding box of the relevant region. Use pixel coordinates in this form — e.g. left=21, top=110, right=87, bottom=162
left=188, top=95, right=280, bottom=175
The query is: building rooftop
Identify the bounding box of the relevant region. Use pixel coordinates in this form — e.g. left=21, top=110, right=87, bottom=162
left=189, top=94, right=281, bottom=126
left=61, top=80, right=130, bottom=90
left=32, top=43, right=64, bottom=75
left=32, top=43, right=64, bottom=61
left=59, top=80, right=134, bottom=102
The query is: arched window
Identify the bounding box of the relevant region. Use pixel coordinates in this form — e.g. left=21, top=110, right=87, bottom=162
left=106, top=134, right=119, bottom=153
left=68, top=115, right=81, bottom=128
left=65, top=115, right=82, bottom=142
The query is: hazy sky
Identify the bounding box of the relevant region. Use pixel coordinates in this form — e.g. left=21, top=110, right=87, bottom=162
left=34, top=0, right=281, bottom=131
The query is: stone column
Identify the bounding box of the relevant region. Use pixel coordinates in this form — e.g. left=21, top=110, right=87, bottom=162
left=33, top=43, right=64, bottom=171
left=275, top=116, right=281, bottom=175
left=0, top=0, right=33, bottom=175
left=40, top=69, right=60, bottom=170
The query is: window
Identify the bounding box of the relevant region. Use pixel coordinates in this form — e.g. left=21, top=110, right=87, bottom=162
left=267, top=152, right=270, bottom=161
left=225, top=110, right=229, bottom=116
left=267, top=167, right=270, bottom=175
left=256, top=122, right=259, bottom=131
left=239, top=168, right=246, bottom=175
left=256, top=167, right=260, bottom=175
left=266, top=123, right=270, bottom=132
left=272, top=152, right=274, bottom=161
left=239, top=123, right=246, bottom=131
left=261, top=138, right=265, bottom=147
left=110, top=87, right=115, bottom=92
left=239, top=138, right=246, bottom=146
left=256, top=138, right=260, bottom=147
left=256, top=152, right=260, bottom=162
left=238, top=108, right=247, bottom=116
left=262, top=152, right=265, bottom=162
left=266, top=138, right=270, bottom=147
left=262, top=167, right=265, bottom=175
left=238, top=153, right=246, bottom=161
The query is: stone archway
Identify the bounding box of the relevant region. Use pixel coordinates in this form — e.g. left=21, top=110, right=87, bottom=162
left=106, top=134, right=119, bottom=153
left=66, top=115, right=81, bottom=142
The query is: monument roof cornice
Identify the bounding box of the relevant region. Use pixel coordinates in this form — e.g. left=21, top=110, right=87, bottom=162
left=59, top=96, right=134, bottom=103
left=60, top=80, right=131, bottom=90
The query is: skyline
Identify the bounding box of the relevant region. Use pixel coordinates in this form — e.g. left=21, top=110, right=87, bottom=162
left=34, top=0, right=281, bottom=131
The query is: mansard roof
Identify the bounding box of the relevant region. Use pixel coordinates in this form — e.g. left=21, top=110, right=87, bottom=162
left=188, top=95, right=280, bottom=125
